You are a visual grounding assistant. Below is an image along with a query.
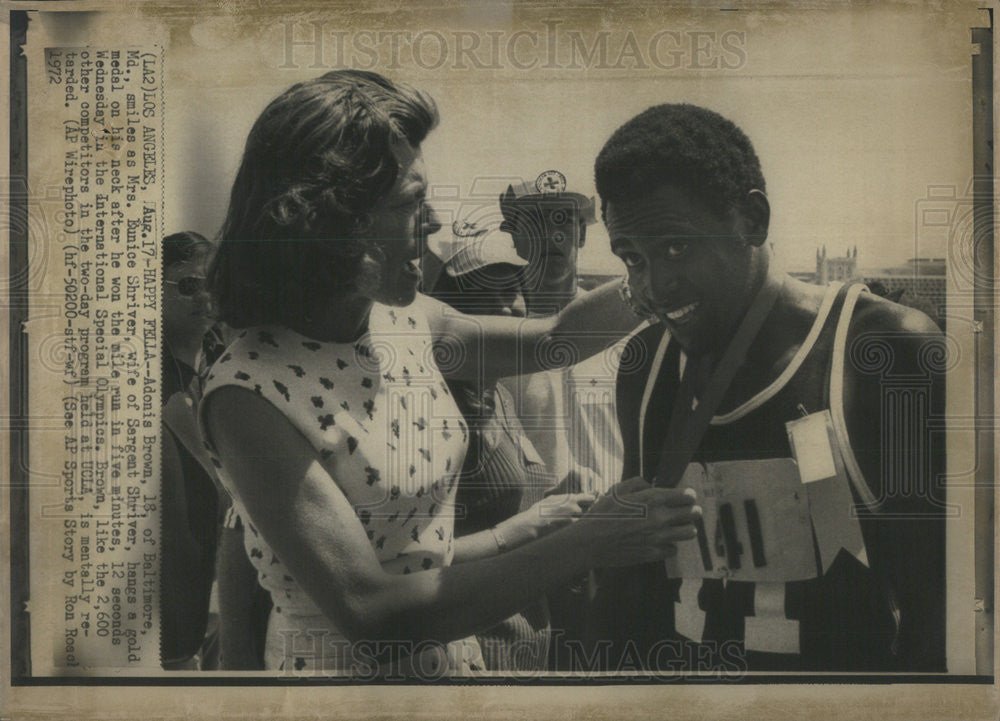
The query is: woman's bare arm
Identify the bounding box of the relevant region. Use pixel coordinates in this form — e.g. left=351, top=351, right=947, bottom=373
left=451, top=493, right=596, bottom=564
left=418, top=279, right=639, bottom=381
left=205, top=385, right=697, bottom=647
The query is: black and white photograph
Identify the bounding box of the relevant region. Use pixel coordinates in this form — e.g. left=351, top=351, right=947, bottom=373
left=3, top=1, right=997, bottom=719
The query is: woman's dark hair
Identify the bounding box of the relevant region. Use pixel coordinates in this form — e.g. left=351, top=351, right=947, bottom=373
left=595, top=103, right=765, bottom=218
left=208, top=70, right=438, bottom=328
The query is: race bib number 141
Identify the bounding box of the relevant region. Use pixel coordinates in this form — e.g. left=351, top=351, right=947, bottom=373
left=665, top=459, right=820, bottom=583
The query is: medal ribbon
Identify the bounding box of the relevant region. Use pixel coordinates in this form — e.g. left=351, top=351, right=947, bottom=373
left=653, top=270, right=783, bottom=488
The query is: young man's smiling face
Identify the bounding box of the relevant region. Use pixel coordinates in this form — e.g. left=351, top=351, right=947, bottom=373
left=607, top=184, right=765, bottom=355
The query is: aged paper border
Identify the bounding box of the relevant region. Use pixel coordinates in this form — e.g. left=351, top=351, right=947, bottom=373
left=3, top=0, right=998, bottom=718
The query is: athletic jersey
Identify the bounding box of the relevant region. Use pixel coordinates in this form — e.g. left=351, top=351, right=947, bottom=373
left=607, top=282, right=937, bottom=671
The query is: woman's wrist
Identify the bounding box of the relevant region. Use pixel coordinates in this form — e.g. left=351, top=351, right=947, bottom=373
left=493, top=514, right=538, bottom=552
left=488, top=526, right=508, bottom=554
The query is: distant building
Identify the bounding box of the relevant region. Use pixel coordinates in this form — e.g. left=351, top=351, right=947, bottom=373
left=787, top=270, right=818, bottom=284
left=814, top=245, right=860, bottom=284
left=806, top=248, right=946, bottom=329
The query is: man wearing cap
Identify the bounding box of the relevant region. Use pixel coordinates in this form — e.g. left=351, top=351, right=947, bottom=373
left=498, top=171, right=632, bottom=670
left=427, top=229, right=605, bottom=672
left=497, top=171, right=627, bottom=503
left=433, top=219, right=529, bottom=317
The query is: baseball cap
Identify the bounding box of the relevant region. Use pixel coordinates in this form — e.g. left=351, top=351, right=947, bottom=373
left=443, top=220, right=528, bottom=277
left=499, top=170, right=597, bottom=226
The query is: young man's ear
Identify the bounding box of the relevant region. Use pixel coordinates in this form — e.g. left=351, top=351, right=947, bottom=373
left=577, top=218, right=587, bottom=249
left=738, top=189, right=770, bottom=247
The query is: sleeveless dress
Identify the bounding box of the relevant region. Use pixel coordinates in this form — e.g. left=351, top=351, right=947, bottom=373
left=198, top=303, right=483, bottom=675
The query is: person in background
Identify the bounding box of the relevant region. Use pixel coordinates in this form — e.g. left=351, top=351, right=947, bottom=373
left=160, top=231, right=223, bottom=670
left=429, top=224, right=592, bottom=671
left=498, top=173, right=630, bottom=669
left=160, top=253, right=270, bottom=671
left=498, top=172, right=626, bottom=497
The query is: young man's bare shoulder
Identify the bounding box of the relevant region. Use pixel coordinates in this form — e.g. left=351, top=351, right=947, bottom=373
left=844, top=293, right=944, bottom=384
left=780, top=277, right=831, bottom=329
left=850, top=292, right=943, bottom=338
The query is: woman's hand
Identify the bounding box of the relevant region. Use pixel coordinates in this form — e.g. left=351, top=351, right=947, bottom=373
left=574, top=477, right=701, bottom=568
left=494, top=492, right=598, bottom=549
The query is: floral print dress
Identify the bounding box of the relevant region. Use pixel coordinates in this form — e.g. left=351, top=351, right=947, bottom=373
left=199, top=303, right=482, bottom=675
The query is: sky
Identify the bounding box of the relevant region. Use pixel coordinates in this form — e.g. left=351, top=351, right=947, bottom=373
left=138, top=3, right=976, bottom=275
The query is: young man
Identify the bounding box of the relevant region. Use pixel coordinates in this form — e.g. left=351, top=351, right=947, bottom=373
left=587, top=104, right=946, bottom=672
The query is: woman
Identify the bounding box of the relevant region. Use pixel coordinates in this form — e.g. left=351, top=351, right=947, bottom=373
left=200, top=70, right=700, bottom=675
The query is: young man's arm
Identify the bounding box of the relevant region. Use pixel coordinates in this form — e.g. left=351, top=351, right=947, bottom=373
left=843, top=296, right=947, bottom=671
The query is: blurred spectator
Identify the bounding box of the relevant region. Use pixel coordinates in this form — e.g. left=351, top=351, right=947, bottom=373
left=160, top=231, right=223, bottom=670
left=429, top=228, right=597, bottom=671
left=497, top=172, right=633, bottom=670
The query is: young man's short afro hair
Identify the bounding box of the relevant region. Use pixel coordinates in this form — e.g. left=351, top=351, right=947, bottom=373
left=594, top=104, right=765, bottom=218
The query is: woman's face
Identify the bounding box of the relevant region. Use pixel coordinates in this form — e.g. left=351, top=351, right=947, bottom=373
left=362, top=142, right=441, bottom=307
